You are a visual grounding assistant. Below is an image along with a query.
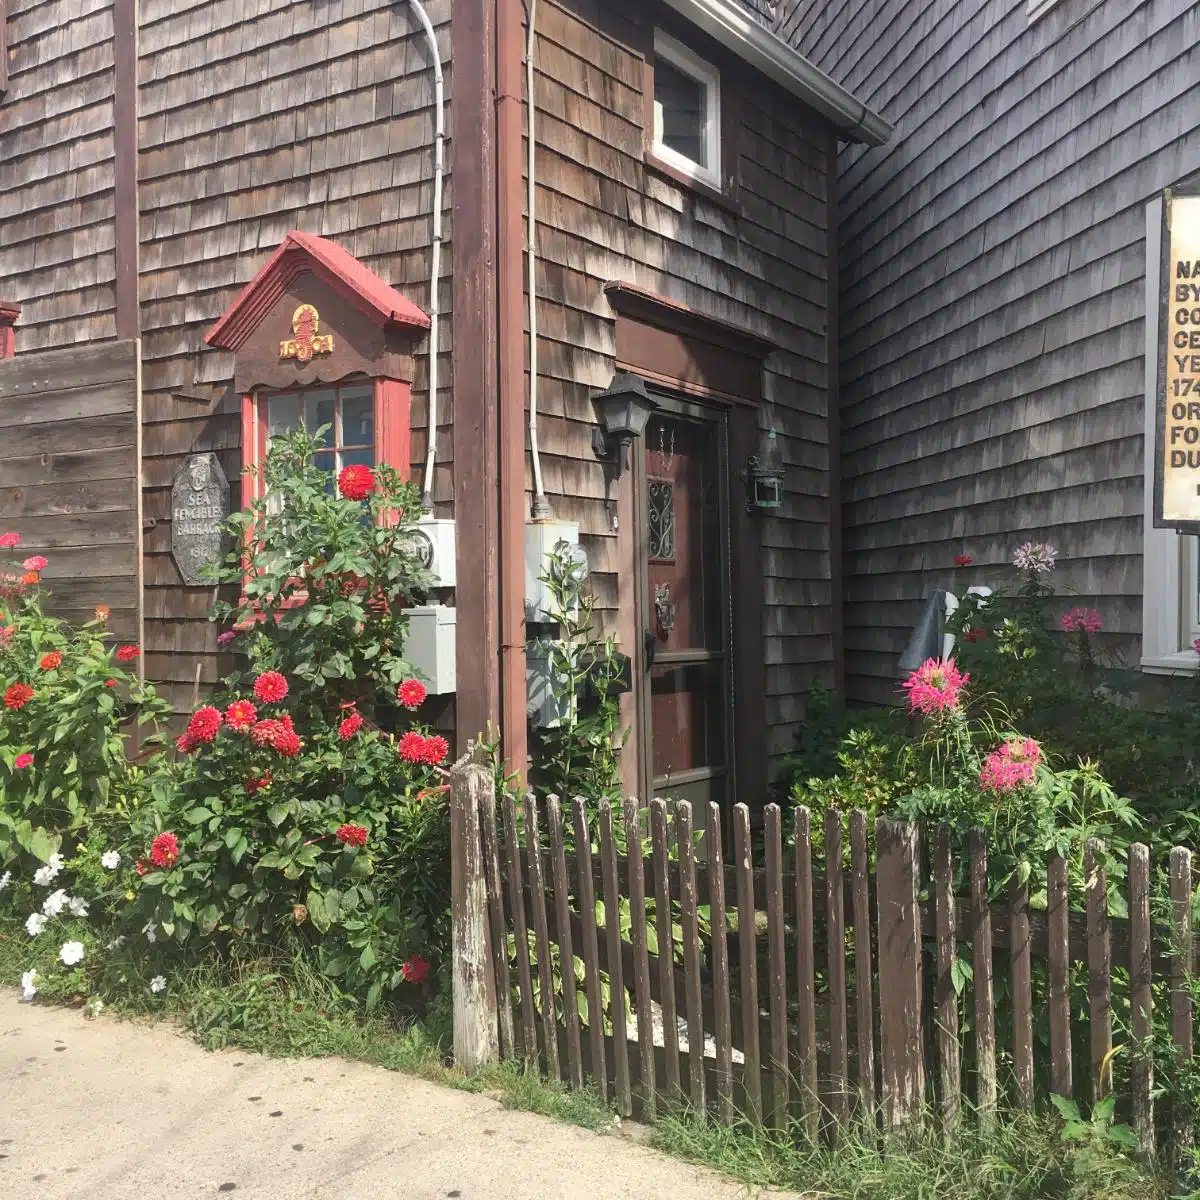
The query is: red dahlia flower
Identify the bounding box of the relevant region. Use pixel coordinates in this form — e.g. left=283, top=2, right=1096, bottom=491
left=336, top=823, right=368, bottom=847
left=39, top=651, right=62, bottom=670
left=5, top=683, right=34, bottom=710
left=116, top=645, right=141, bottom=662
left=396, top=679, right=427, bottom=710
left=953, top=554, right=973, bottom=567
left=338, top=711, right=363, bottom=740
left=400, top=954, right=431, bottom=985
left=224, top=699, right=258, bottom=732
left=274, top=729, right=303, bottom=757
left=246, top=770, right=273, bottom=794
left=187, top=705, right=223, bottom=744
left=398, top=731, right=427, bottom=765
left=253, top=671, right=288, bottom=703
left=422, top=735, right=449, bottom=766
left=175, top=731, right=198, bottom=754
left=250, top=718, right=285, bottom=748
left=149, top=831, right=180, bottom=868
left=337, top=463, right=376, bottom=502
left=104, top=678, right=118, bottom=687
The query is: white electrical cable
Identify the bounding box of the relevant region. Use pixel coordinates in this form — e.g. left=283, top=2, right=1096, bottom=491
left=408, top=0, right=445, bottom=513
left=527, top=0, right=551, bottom=520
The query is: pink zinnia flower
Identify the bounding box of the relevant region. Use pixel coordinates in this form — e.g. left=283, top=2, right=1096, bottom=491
left=21, top=555, right=47, bottom=572
left=1061, top=607, right=1102, bottom=634
left=14, top=752, right=33, bottom=769
left=0, top=532, right=21, bottom=549
left=901, top=657, right=969, bottom=716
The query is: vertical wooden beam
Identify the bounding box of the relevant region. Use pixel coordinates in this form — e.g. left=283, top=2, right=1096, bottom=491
left=650, top=799, right=680, bottom=1103
left=480, top=784, right=515, bottom=1058
left=1010, top=871, right=1033, bottom=1111
left=934, top=827, right=960, bottom=1136
left=599, top=799, right=632, bottom=1116
left=678, top=801, right=705, bottom=1116
left=1085, top=839, right=1112, bottom=1102
left=706, top=801, right=734, bottom=1124
left=793, top=806, right=819, bottom=1139
left=112, top=0, right=139, bottom=341
left=969, top=829, right=997, bottom=1129
left=526, top=794, right=560, bottom=1080
left=548, top=797, right=582, bottom=1088
left=450, top=761, right=500, bottom=1072
left=734, top=803, right=762, bottom=1122
left=1128, top=843, right=1154, bottom=1159
left=1171, top=847, right=1194, bottom=1165
left=764, top=804, right=789, bottom=1127
left=825, top=808, right=849, bottom=1128
left=452, top=0, right=500, bottom=748
left=850, top=810, right=876, bottom=1127
left=875, top=818, right=923, bottom=1130
left=502, top=790, right=537, bottom=1060
left=1047, top=854, right=1072, bottom=1099
left=824, top=123, right=844, bottom=696
left=573, top=798, right=606, bottom=1101
left=623, top=796, right=656, bottom=1115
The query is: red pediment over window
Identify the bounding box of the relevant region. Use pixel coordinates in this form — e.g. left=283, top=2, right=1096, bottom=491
left=205, top=232, right=430, bottom=394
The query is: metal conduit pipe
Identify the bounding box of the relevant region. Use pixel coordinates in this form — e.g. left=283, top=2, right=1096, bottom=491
left=527, top=0, right=551, bottom=520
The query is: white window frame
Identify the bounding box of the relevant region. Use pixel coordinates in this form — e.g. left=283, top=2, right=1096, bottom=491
left=651, top=29, right=722, bottom=193
left=1142, top=195, right=1200, bottom=673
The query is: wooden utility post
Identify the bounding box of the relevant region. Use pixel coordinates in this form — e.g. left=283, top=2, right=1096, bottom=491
left=450, top=759, right=499, bottom=1073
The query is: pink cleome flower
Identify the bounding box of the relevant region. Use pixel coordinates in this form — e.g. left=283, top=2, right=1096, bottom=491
left=1193, top=637, right=1200, bottom=656
left=1013, top=542, right=1058, bottom=574
left=1061, top=607, right=1103, bottom=634
left=901, top=657, right=969, bottom=716
left=979, top=737, right=1042, bottom=793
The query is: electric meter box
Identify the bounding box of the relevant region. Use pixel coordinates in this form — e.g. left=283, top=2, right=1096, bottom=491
left=524, top=519, right=583, bottom=623
left=404, top=516, right=456, bottom=588
left=402, top=604, right=456, bottom=694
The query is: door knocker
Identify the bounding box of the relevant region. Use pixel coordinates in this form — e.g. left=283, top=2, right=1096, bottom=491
left=654, top=583, right=676, bottom=638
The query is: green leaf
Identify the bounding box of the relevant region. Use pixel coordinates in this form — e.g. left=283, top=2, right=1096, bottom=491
left=185, top=807, right=215, bottom=824
left=27, top=827, right=62, bottom=864
left=1049, top=1093, right=1081, bottom=1123
left=359, top=943, right=377, bottom=970
left=1107, top=1123, right=1139, bottom=1150
left=267, top=803, right=290, bottom=827
left=306, top=890, right=331, bottom=933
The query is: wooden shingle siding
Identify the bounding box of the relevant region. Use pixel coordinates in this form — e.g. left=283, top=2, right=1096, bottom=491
left=777, top=0, right=1200, bottom=702
left=135, top=0, right=450, bottom=709
left=539, top=0, right=835, bottom=765
left=0, top=0, right=117, bottom=351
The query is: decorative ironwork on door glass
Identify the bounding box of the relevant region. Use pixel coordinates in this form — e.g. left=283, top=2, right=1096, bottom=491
left=648, top=479, right=675, bottom=561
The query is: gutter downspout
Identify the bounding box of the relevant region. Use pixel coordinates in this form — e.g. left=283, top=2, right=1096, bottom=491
left=497, top=0, right=529, bottom=785
left=527, top=0, right=551, bottom=520
left=406, top=0, right=446, bottom=513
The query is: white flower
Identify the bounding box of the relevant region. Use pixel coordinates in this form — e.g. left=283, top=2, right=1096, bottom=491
left=20, top=969, right=37, bottom=1002
left=41, top=888, right=68, bottom=917
left=105, top=935, right=126, bottom=951
left=143, top=921, right=157, bottom=944
left=83, top=997, right=104, bottom=1018
left=25, top=912, right=47, bottom=937
left=58, top=940, right=85, bottom=966
left=1012, top=541, right=1058, bottom=574
left=32, top=858, right=61, bottom=887
left=149, top=975, right=167, bottom=994
left=0, top=870, right=11, bottom=891
left=67, top=895, right=89, bottom=918
left=100, top=850, right=121, bottom=870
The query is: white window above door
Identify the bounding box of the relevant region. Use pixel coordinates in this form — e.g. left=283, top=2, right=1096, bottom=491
left=652, top=29, right=722, bottom=192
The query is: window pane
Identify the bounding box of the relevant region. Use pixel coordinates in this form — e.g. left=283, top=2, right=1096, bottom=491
left=655, top=57, right=707, bottom=167
left=341, top=387, right=374, bottom=448
left=313, top=449, right=336, bottom=482
left=304, top=391, right=336, bottom=448
left=340, top=446, right=375, bottom=472
left=267, top=394, right=299, bottom=438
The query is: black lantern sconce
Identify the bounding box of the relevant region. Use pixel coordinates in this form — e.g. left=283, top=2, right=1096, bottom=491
left=742, top=427, right=785, bottom=512
left=591, top=371, right=659, bottom=480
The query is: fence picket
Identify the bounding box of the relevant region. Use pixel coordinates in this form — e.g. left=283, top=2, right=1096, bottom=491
left=1085, top=838, right=1112, bottom=1102
left=826, top=808, right=850, bottom=1128
left=548, top=796, right=583, bottom=1090
left=650, top=799, right=680, bottom=1105
left=501, top=791, right=538, bottom=1061
left=794, top=806, right=819, bottom=1140
left=1129, top=843, right=1154, bottom=1159
left=599, top=799, right=632, bottom=1116
left=623, top=796, right=656, bottom=1117
left=1010, top=871, right=1033, bottom=1111
left=707, top=801, right=734, bottom=1124
left=969, top=829, right=997, bottom=1129
left=850, top=810, right=877, bottom=1126
left=526, top=795, right=560, bottom=1082
left=734, top=803, right=763, bottom=1123
left=480, top=784, right=515, bottom=1059
left=934, top=826, right=960, bottom=1136
left=678, top=801, right=706, bottom=1116
left=1047, top=854, right=1072, bottom=1099
left=764, top=804, right=789, bottom=1127
left=1171, top=847, right=1194, bottom=1165
left=572, top=799, right=607, bottom=1102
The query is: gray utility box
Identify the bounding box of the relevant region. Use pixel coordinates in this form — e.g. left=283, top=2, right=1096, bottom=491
left=402, top=604, right=456, bottom=694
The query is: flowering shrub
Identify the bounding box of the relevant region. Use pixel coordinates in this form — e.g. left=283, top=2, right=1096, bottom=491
left=0, top=539, right=170, bottom=871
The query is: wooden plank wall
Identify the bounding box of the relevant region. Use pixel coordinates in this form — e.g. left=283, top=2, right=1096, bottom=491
left=0, top=341, right=142, bottom=642
left=135, top=0, right=451, bottom=710
left=539, top=0, right=836, bottom=766
left=0, top=0, right=117, bottom=349
left=775, top=0, right=1200, bottom=702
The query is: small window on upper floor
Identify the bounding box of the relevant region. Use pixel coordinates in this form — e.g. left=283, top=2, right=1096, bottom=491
left=652, top=30, right=722, bottom=192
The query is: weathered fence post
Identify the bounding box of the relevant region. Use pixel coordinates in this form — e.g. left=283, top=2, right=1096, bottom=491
left=450, top=757, right=500, bottom=1073
left=875, top=818, right=924, bottom=1129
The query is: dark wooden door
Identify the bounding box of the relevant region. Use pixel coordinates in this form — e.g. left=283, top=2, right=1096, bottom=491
left=639, top=404, right=732, bottom=809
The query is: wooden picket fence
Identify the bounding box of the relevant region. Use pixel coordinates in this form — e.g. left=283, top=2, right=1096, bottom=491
left=448, top=756, right=1198, bottom=1153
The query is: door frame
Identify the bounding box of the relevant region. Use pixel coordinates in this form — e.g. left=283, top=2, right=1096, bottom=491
left=632, top=392, right=737, bottom=810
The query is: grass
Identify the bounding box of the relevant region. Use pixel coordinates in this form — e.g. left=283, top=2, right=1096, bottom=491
left=0, top=917, right=1180, bottom=1199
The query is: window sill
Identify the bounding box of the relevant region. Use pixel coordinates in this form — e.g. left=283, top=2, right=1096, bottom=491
left=1141, top=652, right=1199, bottom=675
left=645, top=150, right=740, bottom=217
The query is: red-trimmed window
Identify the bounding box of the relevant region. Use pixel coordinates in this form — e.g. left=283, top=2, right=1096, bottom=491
left=241, top=378, right=411, bottom=506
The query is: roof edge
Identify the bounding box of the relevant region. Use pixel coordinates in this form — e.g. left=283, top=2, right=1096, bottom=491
left=661, top=0, right=892, bottom=146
